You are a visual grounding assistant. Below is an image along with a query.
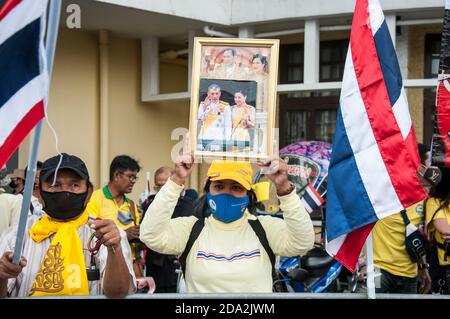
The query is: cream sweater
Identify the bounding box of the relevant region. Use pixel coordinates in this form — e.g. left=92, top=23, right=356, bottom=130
left=140, top=179, right=314, bottom=293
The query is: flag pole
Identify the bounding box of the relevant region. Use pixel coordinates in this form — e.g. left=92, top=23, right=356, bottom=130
left=145, top=171, right=151, bottom=198
left=13, top=0, right=61, bottom=264
left=365, top=231, right=376, bottom=299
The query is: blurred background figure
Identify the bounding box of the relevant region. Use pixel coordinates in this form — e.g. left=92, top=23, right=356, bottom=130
left=0, top=167, right=10, bottom=194
left=418, top=143, right=431, bottom=167
left=24, top=161, right=44, bottom=217
left=140, top=166, right=195, bottom=293
left=0, top=166, right=21, bottom=235
left=8, top=168, right=25, bottom=195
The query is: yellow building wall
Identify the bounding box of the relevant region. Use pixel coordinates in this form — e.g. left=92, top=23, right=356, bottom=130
left=19, top=28, right=100, bottom=185
left=19, top=28, right=191, bottom=202
left=108, top=35, right=190, bottom=200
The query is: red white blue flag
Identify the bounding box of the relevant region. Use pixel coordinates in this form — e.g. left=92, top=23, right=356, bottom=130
left=302, top=183, right=326, bottom=214
left=325, top=0, right=427, bottom=272
left=0, top=0, right=48, bottom=168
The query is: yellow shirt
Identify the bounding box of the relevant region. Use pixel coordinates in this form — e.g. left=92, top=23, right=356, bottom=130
left=86, top=186, right=140, bottom=230
left=373, top=202, right=424, bottom=278
left=425, top=198, right=450, bottom=266
left=140, top=179, right=315, bottom=293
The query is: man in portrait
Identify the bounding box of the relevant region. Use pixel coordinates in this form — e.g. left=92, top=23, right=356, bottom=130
left=197, top=84, right=232, bottom=150
left=208, top=48, right=248, bottom=80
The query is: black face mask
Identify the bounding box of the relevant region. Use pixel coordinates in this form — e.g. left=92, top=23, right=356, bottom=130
left=40, top=190, right=88, bottom=220
left=9, top=181, right=17, bottom=188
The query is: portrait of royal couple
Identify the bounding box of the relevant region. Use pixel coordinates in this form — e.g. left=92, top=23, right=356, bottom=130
left=195, top=45, right=272, bottom=154
left=202, top=47, right=269, bottom=81
left=197, top=83, right=256, bottom=152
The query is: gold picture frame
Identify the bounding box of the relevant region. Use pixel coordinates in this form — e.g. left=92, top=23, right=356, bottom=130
left=189, top=37, right=279, bottom=161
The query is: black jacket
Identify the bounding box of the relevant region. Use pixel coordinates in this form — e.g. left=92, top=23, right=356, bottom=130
left=142, top=194, right=195, bottom=289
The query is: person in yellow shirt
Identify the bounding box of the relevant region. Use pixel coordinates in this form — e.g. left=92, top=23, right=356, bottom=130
left=86, top=155, right=142, bottom=275
left=373, top=202, right=431, bottom=293
left=372, top=143, right=434, bottom=294
left=425, top=167, right=450, bottom=294
left=140, top=155, right=315, bottom=293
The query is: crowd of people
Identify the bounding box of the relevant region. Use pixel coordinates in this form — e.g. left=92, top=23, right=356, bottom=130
left=0, top=140, right=449, bottom=298
left=0, top=151, right=315, bottom=297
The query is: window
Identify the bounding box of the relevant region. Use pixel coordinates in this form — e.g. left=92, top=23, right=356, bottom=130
left=279, top=40, right=346, bottom=146
left=279, top=44, right=304, bottom=84
left=320, top=40, right=348, bottom=82
left=425, top=34, right=441, bottom=79
left=423, top=34, right=441, bottom=144
left=285, top=110, right=308, bottom=145
left=315, top=109, right=337, bottom=143
left=280, top=40, right=348, bottom=84
left=279, top=92, right=339, bottom=147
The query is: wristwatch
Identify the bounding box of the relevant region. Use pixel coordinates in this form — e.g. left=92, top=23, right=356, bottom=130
left=418, top=262, right=430, bottom=270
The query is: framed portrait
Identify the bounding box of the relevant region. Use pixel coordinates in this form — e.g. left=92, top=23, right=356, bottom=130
left=189, top=37, right=279, bottom=160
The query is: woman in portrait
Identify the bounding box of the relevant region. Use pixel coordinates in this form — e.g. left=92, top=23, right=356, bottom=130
left=231, top=89, right=255, bottom=149
left=249, top=54, right=269, bottom=113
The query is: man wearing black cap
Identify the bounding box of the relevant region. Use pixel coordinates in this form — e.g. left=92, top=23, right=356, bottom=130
left=0, top=153, right=136, bottom=298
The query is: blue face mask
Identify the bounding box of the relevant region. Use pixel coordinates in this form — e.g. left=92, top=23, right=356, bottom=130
left=207, top=193, right=249, bottom=223
left=117, top=210, right=134, bottom=225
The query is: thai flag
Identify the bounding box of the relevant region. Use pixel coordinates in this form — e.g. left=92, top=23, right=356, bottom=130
left=0, top=0, right=48, bottom=168
left=302, top=183, right=326, bottom=214
left=325, top=0, right=427, bottom=272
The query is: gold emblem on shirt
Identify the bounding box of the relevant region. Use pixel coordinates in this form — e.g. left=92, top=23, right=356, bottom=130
left=29, top=242, right=65, bottom=295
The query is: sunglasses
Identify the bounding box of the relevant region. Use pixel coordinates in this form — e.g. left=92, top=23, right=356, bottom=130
left=120, top=173, right=139, bottom=183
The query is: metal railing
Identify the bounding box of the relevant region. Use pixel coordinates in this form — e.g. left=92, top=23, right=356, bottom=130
left=9, top=293, right=450, bottom=299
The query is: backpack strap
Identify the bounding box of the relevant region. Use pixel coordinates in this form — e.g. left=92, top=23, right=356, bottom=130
left=400, top=209, right=410, bottom=225
left=129, top=199, right=137, bottom=226
left=179, top=219, right=205, bottom=276
left=435, top=241, right=449, bottom=261
left=248, top=218, right=275, bottom=270
left=424, top=198, right=448, bottom=260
